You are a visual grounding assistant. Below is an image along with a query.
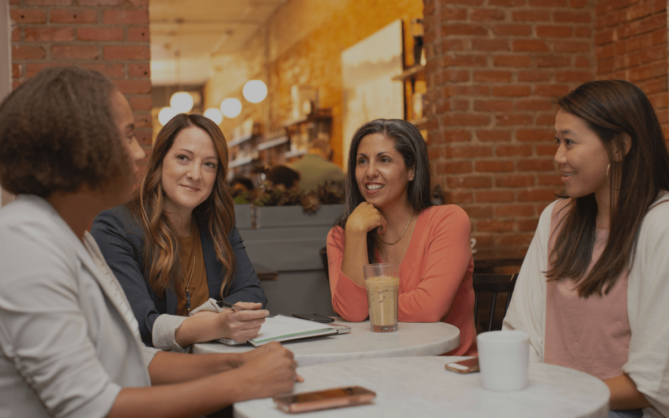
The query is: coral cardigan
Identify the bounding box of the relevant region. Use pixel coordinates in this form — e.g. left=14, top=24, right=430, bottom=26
left=327, top=205, right=476, bottom=356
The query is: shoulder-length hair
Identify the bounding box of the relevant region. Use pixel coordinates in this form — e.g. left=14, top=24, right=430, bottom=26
left=547, top=80, right=669, bottom=297
left=336, top=119, right=433, bottom=263
left=128, top=114, right=236, bottom=299
left=0, top=66, right=132, bottom=197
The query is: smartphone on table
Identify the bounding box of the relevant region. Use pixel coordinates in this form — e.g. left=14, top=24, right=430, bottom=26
left=445, top=357, right=479, bottom=374
left=292, top=313, right=335, bottom=323
left=273, top=386, right=376, bottom=413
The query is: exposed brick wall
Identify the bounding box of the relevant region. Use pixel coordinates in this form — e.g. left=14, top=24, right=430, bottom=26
left=595, top=0, right=668, bottom=142
left=10, top=0, right=152, bottom=154
left=423, top=0, right=596, bottom=251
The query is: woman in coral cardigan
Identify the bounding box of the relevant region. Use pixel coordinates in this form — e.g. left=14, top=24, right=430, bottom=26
left=327, top=119, right=476, bottom=355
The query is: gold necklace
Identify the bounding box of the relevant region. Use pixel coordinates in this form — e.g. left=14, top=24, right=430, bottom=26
left=378, top=212, right=415, bottom=246
left=185, top=255, right=196, bottom=316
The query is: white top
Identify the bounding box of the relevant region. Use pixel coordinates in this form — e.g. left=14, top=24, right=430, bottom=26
left=234, top=356, right=609, bottom=418
left=0, top=196, right=158, bottom=418
left=503, top=194, right=669, bottom=418
left=194, top=318, right=460, bottom=367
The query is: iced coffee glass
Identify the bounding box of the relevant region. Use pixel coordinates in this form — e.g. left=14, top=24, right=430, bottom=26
left=363, top=263, right=400, bottom=332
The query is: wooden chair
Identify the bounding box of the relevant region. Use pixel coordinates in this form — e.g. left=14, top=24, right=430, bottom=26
left=473, top=273, right=518, bottom=333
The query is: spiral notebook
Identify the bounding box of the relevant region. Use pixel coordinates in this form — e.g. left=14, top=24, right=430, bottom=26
left=247, top=314, right=337, bottom=346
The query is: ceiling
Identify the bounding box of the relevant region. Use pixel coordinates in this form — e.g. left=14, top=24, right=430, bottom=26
left=150, top=0, right=286, bottom=86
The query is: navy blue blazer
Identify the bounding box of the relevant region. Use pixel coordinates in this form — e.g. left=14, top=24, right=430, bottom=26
left=91, top=205, right=267, bottom=347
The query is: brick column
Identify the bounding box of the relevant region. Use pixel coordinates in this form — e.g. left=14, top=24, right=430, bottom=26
left=594, top=0, right=668, bottom=144
left=423, top=0, right=596, bottom=251
left=10, top=0, right=152, bottom=152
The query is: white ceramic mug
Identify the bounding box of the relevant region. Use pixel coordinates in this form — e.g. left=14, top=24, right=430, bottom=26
left=477, top=330, right=530, bottom=392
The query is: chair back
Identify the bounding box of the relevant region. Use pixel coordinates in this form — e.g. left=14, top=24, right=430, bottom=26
left=473, top=273, right=518, bottom=333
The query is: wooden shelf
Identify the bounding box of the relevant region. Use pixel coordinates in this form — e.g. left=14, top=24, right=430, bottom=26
left=228, top=156, right=256, bottom=169
left=284, top=149, right=307, bottom=159
left=257, top=136, right=289, bottom=151
left=392, top=65, right=425, bottom=81
left=227, top=133, right=255, bottom=148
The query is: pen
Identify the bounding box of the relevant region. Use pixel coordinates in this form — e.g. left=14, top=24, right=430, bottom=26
left=218, top=301, right=274, bottom=317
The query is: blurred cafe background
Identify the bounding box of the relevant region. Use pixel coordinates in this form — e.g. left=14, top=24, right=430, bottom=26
left=3, top=0, right=669, bottom=324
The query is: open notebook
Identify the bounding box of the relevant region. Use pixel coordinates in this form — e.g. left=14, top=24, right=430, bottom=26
left=247, top=314, right=337, bottom=346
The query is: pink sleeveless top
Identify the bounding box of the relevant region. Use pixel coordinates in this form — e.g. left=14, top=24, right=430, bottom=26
left=544, top=201, right=631, bottom=380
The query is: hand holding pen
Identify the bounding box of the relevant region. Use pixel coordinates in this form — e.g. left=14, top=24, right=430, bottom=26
left=215, top=301, right=270, bottom=342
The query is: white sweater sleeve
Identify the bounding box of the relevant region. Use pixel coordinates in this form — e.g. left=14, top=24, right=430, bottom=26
left=502, top=200, right=557, bottom=363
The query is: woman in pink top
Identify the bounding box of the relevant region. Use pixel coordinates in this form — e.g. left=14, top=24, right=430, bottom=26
left=504, top=80, right=669, bottom=418
left=327, top=119, right=476, bottom=356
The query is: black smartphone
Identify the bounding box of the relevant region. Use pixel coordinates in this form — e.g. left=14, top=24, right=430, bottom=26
left=293, top=313, right=335, bottom=323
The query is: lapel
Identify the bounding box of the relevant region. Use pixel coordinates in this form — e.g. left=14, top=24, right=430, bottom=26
left=197, top=216, right=223, bottom=299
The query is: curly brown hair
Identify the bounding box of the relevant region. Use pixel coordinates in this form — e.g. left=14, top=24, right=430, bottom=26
left=0, top=66, right=132, bottom=197
left=127, top=114, right=237, bottom=299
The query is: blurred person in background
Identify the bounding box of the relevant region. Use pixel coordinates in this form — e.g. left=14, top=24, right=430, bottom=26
left=289, top=138, right=345, bottom=192
left=266, top=165, right=301, bottom=191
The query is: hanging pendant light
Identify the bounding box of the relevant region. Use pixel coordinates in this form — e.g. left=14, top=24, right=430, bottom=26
left=220, top=98, right=242, bottom=118
left=204, top=108, right=223, bottom=124
left=170, top=91, right=194, bottom=113
left=243, top=80, right=268, bottom=104
left=158, top=107, right=177, bottom=126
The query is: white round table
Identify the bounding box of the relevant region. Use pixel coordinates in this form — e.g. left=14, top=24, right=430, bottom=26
left=193, top=318, right=460, bottom=367
left=234, top=357, right=610, bottom=418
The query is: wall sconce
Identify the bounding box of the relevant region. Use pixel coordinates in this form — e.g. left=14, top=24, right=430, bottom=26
left=220, top=98, right=242, bottom=118
left=204, top=108, right=223, bottom=124
left=158, top=107, right=177, bottom=126
left=243, top=80, right=268, bottom=104
left=170, top=91, right=194, bottom=113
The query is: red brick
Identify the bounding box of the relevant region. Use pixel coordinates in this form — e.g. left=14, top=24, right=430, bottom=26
left=489, top=0, right=526, bottom=5
left=629, top=61, right=668, bottom=82
left=535, top=56, right=571, bottom=67
left=537, top=145, right=557, bottom=156
left=113, top=79, right=151, bottom=94
left=135, top=130, right=153, bottom=147
left=517, top=129, right=552, bottom=141
left=128, top=27, right=150, bottom=42
left=496, top=145, right=532, bottom=157
left=78, top=63, right=125, bottom=78
left=133, top=112, right=152, bottom=129
left=447, top=192, right=474, bottom=204
left=103, top=10, right=149, bottom=25
left=440, top=8, right=468, bottom=21
left=492, top=85, right=531, bottom=97
left=518, top=220, right=539, bottom=231
left=10, top=9, right=46, bottom=23
left=496, top=175, right=535, bottom=188
left=450, top=99, right=469, bottom=111
left=492, top=56, right=531, bottom=69
left=538, top=174, right=563, bottom=185
left=443, top=85, right=490, bottom=97
left=497, top=233, right=534, bottom=247
left=77, top=27, right=124, bottom=42
left=513, top=40, right=549, bottom=52
left=442, top=24, right=488, bottom=36
left=50, top=9, right=97, bottom=23
left=51, top=45, right=100, bottom=60
left=529, top=0, right=567, bottom=5
left=442, top=114, right=490, bottom=126
left=477, top=219, right=515, bottom=232
left=476, top=190, right=515, bottom=202
left=496, top=114, right=533, bottom=126
left=441, top=39, right=467, bottom=51
left=575, top=27, right=592, bottom=38
left=554, top=41, right=590, bottom=52
left=553, top=11, right=591, bottom=23
left=443, top=70, right=470, bottom=82
left=447, top=176, right=493, bottom=189
left=477, top=130, right=511, bottom=142
left=471, top=9, right=506, bottom=21
left=12, top=64, right=21, bottom=78
left=463, top=205, right=493, bottom=218
left=12, top=46, right=46, bottom=60
left=473, top=71, right=513, bottom=82
left=12, top=80, right=23, bottom=90
left=555, top=70, right=594, bottom=82
left=492, top=24, right=533, bottom=36
left=128, top=0, right=148, bottom=6
left=474, top=99, right=513, bottom=111
left=24, top=63, right=65, bottom=77
left=444, top=145, right=493, bottom=158
left=78, top=0, right=123, bottom=4
left=515, top=99, right=553, bottom=111
left=518, top=70, right=551, bottom=82
left=128, top=63, right=150, bottom=78
left=439, top=161, right=473, bottom=174
left=11, top=27, right=20, bottom=42
left=518, top=159, right=555, bottom=171
left=25, top=0, right=71, bottom=4
left=24, top=27, right=75, bottom=42
left=472, top=39, right=510, bottom=51
left=476, top=161, right=514, bottom=172
left=574, top=56, right=591, bottom=68
left=536, top=113, right=556, bottom=125
left=441, top=55, right=487, bottom=67
left=495, top=204, right=535, bottom=217
left=536, top=25, right=573, bottom=38
left=512, top=11, right=550, bottom=21
left=439, top=130, right=471, bottom=143
left=103, top=46, right=150, bottom=61
left=517, top=189, right=557, bottom=201
left=570, top=0, right=587, bottom=7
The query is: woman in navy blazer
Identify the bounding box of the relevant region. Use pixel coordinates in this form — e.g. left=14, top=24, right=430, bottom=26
left=92, top=114, right=268, bottom=352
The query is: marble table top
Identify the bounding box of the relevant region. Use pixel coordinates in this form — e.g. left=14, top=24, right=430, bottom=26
left=234, top=356, right=610, bottom=418
left=193, top=318, right=460, bottom=367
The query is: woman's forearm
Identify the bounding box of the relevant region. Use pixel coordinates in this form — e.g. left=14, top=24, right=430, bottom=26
left=148, top=351, right=241, bottom=385
left=341, top=229, right=369, bottom=287
left=174, top=312, right=224, bottom=347
left=605, top=374, right=651, bottom=410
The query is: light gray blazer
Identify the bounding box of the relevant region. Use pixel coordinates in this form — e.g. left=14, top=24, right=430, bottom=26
left=0, top=195, right=158, bottom=418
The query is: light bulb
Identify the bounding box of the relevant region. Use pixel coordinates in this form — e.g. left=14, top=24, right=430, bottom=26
left=170, top=91, right=194, bottom=113
left=242, top=80, right=268, bottom=104
left=220, top=98, right=242, bottom=118
left=158, top=107, right=177, bottom=126
left=204, top=108, right=223, bottom=125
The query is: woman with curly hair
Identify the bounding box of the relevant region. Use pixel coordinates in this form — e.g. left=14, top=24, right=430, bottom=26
left=91, top=114, right=267, bottom=352
left=0, top=66, right=298, bottom=418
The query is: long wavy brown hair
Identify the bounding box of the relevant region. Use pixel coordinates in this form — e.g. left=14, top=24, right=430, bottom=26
left=128, top=114, right=236, bottom=299
left=546, top=80, right=669, bottom=297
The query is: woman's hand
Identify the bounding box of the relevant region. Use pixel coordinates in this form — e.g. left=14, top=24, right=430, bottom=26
left=345, top=202, right=387, bottom=236
left=236, top=344, right=302, bottom=401
left=218, top=302, right=268, bottom=342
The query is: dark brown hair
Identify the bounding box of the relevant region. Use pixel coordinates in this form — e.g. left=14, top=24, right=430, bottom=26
left=128, top=114, right=236, bottom=299
left=0, top=66, right=132, bottom=197
left=337, top=119, right=433, bottom=263
left=547, top=80, right=669, bottom=297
